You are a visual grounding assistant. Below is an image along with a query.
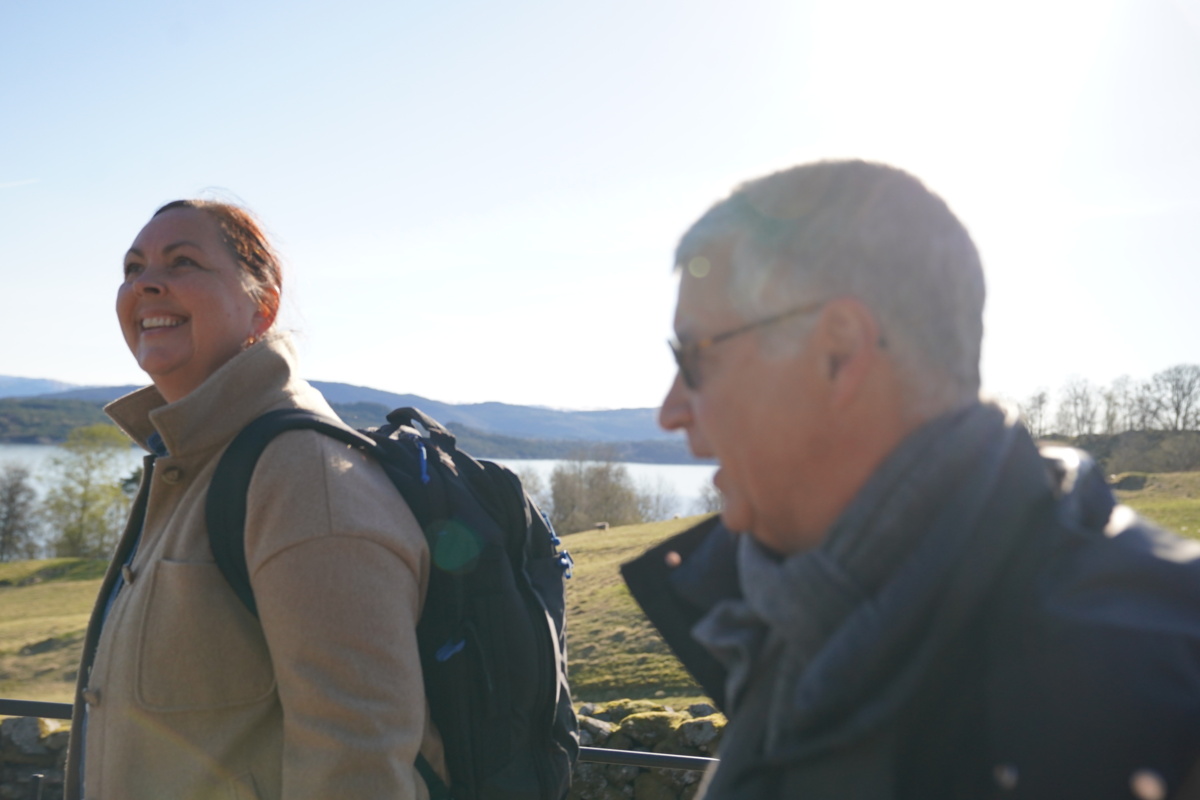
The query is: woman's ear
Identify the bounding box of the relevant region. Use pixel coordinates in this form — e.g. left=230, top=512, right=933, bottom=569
left=254, top=287, right=281, bottom=337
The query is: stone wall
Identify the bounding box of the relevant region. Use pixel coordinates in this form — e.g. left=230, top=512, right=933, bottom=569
left=0, top=717, right=66, bottom=800
left=570, top=699, right=726, bottom=800
left=0, top=700, right=726, bottom=800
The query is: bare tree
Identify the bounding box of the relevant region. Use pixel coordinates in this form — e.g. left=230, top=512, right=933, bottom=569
left=0, top=464, right=41, bottom=561
left=1018, top=390, right=1050, bottom=439
left=692, top=482, right=723, bottom=514
left=1104, top=376, right=1135, bottom=434
left=512, top=466, right=550, bottom=512
left=1098, top=377, right=1130, bottom=435
left=1129, top=379, right=1162, bottom=431
left=548, top=448, right=646, bottom=534
left=636, top=476, right=679, bottom=523
left=1056, top=377, right=1098, bottom=437
left=1150, top=364, right=1200, bottom=432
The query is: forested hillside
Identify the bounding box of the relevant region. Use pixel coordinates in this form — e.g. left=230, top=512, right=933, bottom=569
left=0, top=399, right=110, bottom=444
left=0, top=395, right=700, bottom=462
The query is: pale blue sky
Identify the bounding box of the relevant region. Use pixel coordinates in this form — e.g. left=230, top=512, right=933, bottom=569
left=2, top=0, right=1198, bottom=410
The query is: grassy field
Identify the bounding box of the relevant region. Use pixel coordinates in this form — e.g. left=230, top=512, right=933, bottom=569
left=563, top=514, right=711, bottom=705
left=0, top=517, right=713, bottom=712
left=0, top=559, right=107, bottom=705
left=1, top=474, right=1197, bottom=715
left=1112, top=471, right=1200, bottom=539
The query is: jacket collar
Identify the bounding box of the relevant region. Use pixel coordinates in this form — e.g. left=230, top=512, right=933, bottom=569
left=104, top=331, right=329, bottom=458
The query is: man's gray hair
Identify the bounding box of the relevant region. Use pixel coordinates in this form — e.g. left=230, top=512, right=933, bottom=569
left=676, top=160, right=985, bottom=403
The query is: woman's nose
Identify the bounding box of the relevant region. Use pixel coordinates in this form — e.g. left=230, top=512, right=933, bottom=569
left=131, top=267, right=164, bottom=295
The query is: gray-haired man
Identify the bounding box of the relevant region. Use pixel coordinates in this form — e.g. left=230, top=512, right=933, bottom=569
left=623, top=160, right=1200, bottom=800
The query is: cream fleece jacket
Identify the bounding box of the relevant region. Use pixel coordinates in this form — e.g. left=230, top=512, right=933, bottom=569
left=65, top=332, right=444, bottom=800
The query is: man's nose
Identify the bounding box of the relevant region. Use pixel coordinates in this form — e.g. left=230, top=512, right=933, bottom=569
left=658, top=372, right=692, bottom=432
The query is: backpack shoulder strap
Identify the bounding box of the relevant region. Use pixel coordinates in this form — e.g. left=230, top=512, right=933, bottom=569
left=207, top=408, right=452, bottom=797
left=205, top=408, right=378, bottom=617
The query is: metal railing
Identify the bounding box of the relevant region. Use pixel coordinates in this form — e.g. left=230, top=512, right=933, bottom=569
left=577, top=745, right=714, bottom=771
left=0, top=699, right=69, bottom=720
left=0, top=698, right=716, bottom=773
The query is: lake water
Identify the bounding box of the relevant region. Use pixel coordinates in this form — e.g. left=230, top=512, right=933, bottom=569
left=0, top=445, right=717, bottom=518
left=495, top=458, right=717, bottom=517
left=0, top=443, right=146, bottom=494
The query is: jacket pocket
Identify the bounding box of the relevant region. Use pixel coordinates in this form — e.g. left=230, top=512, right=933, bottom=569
left=137, top=559, right=276, bottom=711
left=228, top=771, right=262, bottom=800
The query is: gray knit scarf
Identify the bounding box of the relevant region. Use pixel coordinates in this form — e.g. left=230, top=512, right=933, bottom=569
left=692, top=401, right=1035, bottom=798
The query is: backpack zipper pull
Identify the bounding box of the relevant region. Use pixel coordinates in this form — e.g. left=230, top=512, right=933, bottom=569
left=403, top=432, right=432, bottom=485
left=435, top=637, right=466, bottom=662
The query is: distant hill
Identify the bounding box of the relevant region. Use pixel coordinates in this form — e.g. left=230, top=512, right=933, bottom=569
left=34, top=385, right=142, bottom=402
left=300, top=402, right=699, bottom=463
left=0, top=398, right=110, bottom=444
left=0, top=375, right=672, bottom=445
left=310, top=381, right=667, bottom=442
left=0, top=376, right=697, bottom=461
left=0, top=377, right=75, bottom=399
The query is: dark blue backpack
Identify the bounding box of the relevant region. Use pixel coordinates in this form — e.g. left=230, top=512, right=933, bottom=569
left=205, top=406, right=578, bottom=800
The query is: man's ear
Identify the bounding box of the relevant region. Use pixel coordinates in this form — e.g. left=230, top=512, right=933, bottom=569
left=817, top=297, right=884, bottom=404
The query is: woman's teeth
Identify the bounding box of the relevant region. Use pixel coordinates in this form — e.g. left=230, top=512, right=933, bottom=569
left=141, top=317, right=184, bottom=330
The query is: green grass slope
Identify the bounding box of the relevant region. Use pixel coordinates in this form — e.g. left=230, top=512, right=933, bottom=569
left=1, top=473, right=1197, bottom=714
left=1112, top=472, right=1200, bottom=539
left=0, top=558, right=106, bottom=706
left=563, top=515, right=711, bottom=703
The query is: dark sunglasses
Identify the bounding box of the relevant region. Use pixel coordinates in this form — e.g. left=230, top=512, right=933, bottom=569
left=668, top=299, right=827, bottom=390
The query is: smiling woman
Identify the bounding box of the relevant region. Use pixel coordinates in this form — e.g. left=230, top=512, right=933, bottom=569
left=64, top=200, right=445, bottom=800
left=117, top=201, right=281, bottom=403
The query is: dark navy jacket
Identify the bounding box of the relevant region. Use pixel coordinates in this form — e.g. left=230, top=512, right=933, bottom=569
left=623, top=448, right=1200, bottom=799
